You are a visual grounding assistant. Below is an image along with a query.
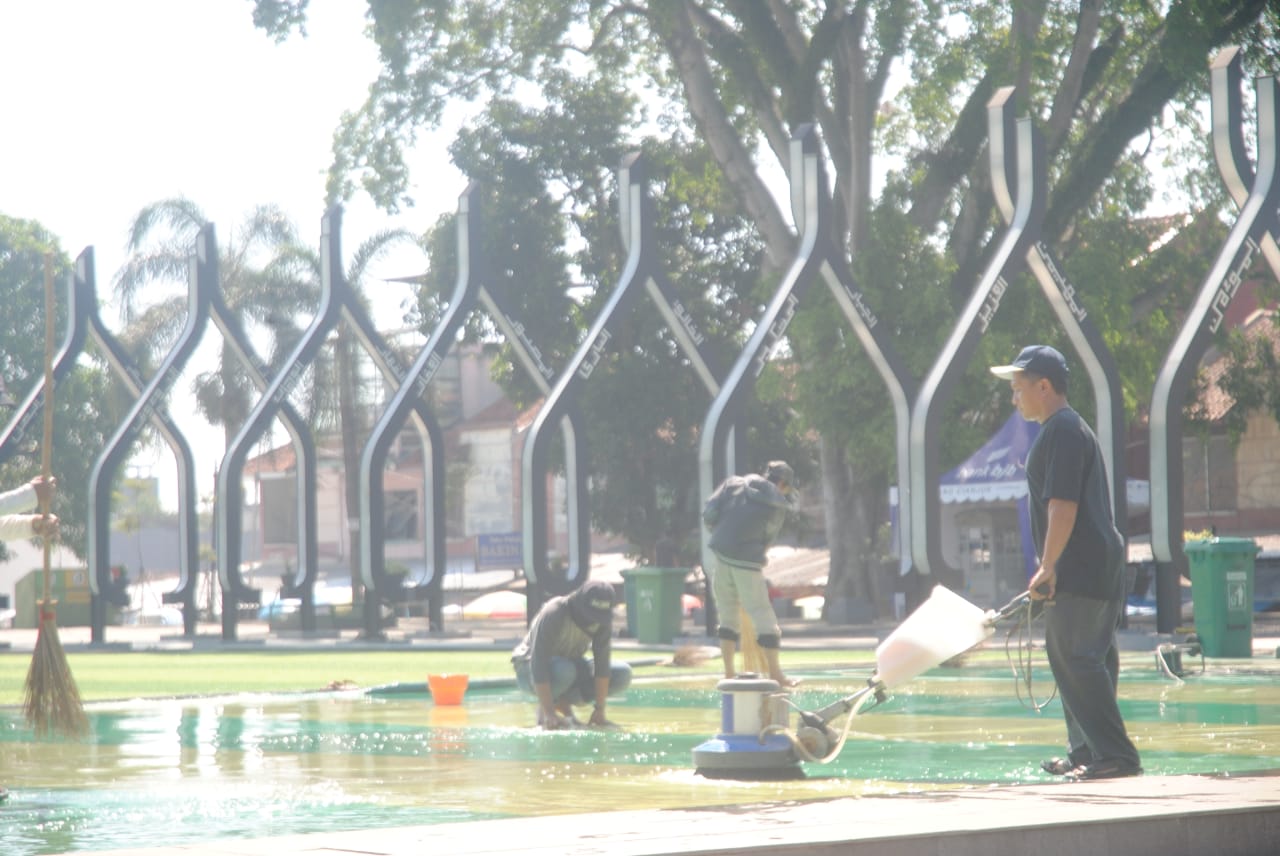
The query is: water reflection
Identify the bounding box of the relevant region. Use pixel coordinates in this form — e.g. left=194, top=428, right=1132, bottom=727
left=1, top=670, right=1277, bottom=855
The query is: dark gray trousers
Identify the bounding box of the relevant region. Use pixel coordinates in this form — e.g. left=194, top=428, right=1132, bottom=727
left=1043, top=591, right=1141, bottom=767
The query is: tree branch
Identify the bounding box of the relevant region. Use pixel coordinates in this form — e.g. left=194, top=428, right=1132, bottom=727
left=656, top=0, right=795, bottom=271
left=1044, top=0, right=1268, bottom=242
left=1044, top=0, right=1102, bottom=152
left=907, top=67, right=1001, bottom=230
left=690, top=2, right=790, bottom=168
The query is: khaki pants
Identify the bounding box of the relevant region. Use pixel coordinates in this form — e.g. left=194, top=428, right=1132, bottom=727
left=709, top=551, right=780, bottom=642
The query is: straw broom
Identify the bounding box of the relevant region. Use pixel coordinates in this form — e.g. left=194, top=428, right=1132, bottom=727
left=22, top=254, right=88, bottom=739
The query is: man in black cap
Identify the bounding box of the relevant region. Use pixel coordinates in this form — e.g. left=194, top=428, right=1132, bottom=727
left=511, top=579, right=632, bottom=730
left=990, top=345, right=1141, bottom=780
left=702, top=460, right=797, bottom=687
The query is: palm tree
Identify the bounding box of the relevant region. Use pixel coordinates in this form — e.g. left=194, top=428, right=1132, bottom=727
left=116, top=196, right=423, bottom=606
left=113, top=197, right=317, bottom=445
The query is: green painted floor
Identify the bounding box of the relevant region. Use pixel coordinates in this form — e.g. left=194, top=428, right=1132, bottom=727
left=3, top=662, right=1278, bottom=856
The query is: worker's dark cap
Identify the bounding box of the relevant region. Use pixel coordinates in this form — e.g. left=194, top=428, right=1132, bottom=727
left=989, top=345, right=1068, bottom=387
left=569, top=580, right=615, bottom=626
left=764, top=461, right=794, bottom=485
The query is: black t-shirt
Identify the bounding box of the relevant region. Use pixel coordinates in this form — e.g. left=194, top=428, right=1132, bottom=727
left=1025, top=407, right=1125, bottom=601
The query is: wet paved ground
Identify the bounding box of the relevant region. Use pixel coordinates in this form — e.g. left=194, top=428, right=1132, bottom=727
left=2, top=613, right=1278, bottom=855
left=64, top=771, right=1278, bottom=856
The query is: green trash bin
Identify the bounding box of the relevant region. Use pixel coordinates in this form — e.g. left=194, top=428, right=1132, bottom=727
left=628, top=567, right=687, bottom=644
left=14, top=567, right=93, bottom=628
left=1184, top=537, right=1258, bottom=657
left=620, top=570, right=638, bottom=638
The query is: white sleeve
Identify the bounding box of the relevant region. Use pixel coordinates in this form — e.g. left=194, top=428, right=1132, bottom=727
left=0, top=484, right=37, bottom=516
left=0, top=514, right=35, bottom=540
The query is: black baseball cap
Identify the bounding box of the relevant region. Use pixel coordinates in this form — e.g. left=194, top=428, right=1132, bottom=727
left=989, top=345, right=1069, bottom=387
left=764, top=460, right=794, bottom=485
left=568, top=580, right=615, bottom=627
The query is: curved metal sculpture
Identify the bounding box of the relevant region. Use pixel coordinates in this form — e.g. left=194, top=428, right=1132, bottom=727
left=912, top=87, right=1126, bottom=585
left=214, top=215, right=341, bottom=640
left=336, top=251, right=445, bottom=640
left=0, top=253, right=173, bottom=638
left=520, top=153, right=751, bottom=610
left=909, top=89, right=1045, bottom=581
left=1150, top=52, right=1279, bottom=632
left=700, top=125, right=914, bottom=603
left=360, top=184, right=584, bottom=632
left=79, top=248, right=201, bottom=638
left=206, top=253, right=321, bottom=633
left=614, top=152, right=745, bottom=633
left=215, top=207, right=444, bottom=641
left=88, top=226, right=212, bottom=642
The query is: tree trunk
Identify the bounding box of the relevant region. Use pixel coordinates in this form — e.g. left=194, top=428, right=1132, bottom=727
left=335, top=328, right=370, bottom=634
left=657, top=0, right=795, bottom=274
left=819, top=432, right=894, bottom=622
left=820, top=437, right=871, bottom=620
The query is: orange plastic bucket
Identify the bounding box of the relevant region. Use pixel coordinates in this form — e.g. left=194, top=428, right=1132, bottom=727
left=427, top=673, right=469, bottom=705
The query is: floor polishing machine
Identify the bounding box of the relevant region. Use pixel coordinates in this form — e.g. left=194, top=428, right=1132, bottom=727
left=692, top=586, right=1034, bottom=779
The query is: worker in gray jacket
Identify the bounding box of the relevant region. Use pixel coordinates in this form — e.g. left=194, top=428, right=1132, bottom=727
left=702, top=461, right=796, bottom=687
left=512, top=580, right=632, bottom=730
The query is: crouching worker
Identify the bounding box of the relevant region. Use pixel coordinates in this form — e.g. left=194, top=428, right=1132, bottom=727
left=512, top=580, right=632, bottom=730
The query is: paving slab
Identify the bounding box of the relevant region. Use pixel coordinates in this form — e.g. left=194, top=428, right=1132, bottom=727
left=56, top=772, right=1280, bottom=856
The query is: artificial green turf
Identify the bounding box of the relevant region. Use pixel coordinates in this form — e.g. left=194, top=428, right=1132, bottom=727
left=0, top=650, right=533, bottom=705
left=0, top=639, right=1229, bottom=709
left=0, top=647, right=884, bottom=705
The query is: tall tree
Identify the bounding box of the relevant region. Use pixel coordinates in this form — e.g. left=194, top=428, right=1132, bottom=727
left=256, top=0, right=1278, bottom=615
left=113, top=198, right=317, bottom=445
left=0, top=215, right=118, bottom=559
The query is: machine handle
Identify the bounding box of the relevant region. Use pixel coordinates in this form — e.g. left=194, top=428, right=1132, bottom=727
left=988, top=591, right=1031, bottom=624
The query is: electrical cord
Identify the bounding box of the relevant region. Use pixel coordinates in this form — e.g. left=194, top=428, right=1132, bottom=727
left=1154, top=644, right=1186, bottom=684
left=760, top=684, right=882, bottom=764
left=1155, top=636, right=1205, bottom=682
left=1002, top=596, right=1057, bottom=712
left=762, top=590, right=1057, bottom=768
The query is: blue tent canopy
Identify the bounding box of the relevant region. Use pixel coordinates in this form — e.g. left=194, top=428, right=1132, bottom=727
left=891, top=413, right=1147, bottom=579
left=940, top=413, right=1039, bottom=577
left=941, top=413, right=1039, bottom=504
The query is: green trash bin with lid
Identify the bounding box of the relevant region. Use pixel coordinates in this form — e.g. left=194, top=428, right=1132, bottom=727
left=620, top=569, right=638, bottom=638
left=628, top=567, right=687, bottom=644
left=1184, top=537, right=1258, bottom=657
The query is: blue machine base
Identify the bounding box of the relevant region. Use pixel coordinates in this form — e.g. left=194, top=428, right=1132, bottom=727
left=692, top=733, right=803, bottom=779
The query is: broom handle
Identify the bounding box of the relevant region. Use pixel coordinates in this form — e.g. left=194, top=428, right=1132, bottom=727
left=41, top=253, right=55, bottom=606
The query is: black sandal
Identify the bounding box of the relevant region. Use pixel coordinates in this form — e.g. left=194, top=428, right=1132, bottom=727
left=1064, top=759, right=1142, bottom=781
left=1041, top=757, right=1073, bottom=775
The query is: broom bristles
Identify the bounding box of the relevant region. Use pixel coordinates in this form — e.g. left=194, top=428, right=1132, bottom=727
left=23, top=602, right=88, bottom=738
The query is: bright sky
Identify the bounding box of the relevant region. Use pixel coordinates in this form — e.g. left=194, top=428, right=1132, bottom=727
left=2, top=2, right=463, bottom=510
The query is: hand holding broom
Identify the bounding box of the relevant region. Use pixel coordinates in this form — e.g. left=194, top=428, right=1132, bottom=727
left=22, top=253, right=88, bottom=738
